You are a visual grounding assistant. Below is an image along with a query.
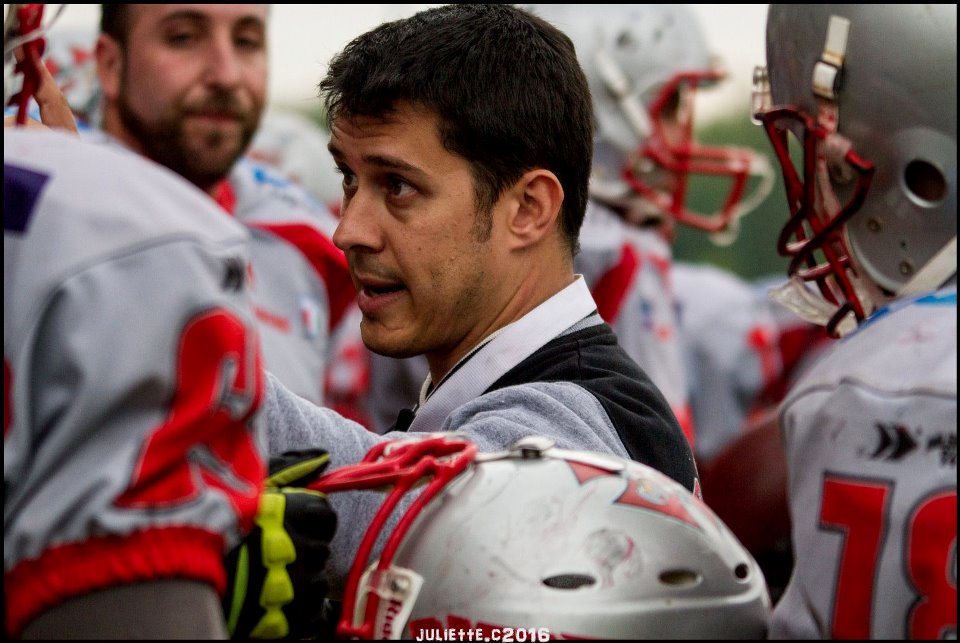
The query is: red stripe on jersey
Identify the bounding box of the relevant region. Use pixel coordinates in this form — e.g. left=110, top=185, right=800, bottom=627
left=213, top=179, right=238, bottom=215
left=4, top=526, right=226, bottom=637
left=591, top=243, right=640, bottom=324
left=251, top=222, right=355, bottom=330
left=254, top=305, right=292, bottom=333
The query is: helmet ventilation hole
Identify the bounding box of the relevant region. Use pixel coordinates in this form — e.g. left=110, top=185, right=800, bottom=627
left=658, top=568, right=701, bottom=587
left=542, top=574, right=597, bottom=590
left=734, top=563, right=751, bottom=580
left=904, top=159, right=947, bottom=204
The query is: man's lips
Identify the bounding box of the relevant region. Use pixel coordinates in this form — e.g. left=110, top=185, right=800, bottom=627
left=190, top=112, right=242, bottom=124
left=356, top=285, right=406, bottom=316
left=354, top=275, right=407, bottom=315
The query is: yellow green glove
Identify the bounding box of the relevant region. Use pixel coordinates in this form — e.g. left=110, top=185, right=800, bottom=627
left=223, top=449, right=337, bottom=639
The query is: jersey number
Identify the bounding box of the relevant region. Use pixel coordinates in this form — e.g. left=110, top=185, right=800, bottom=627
left=116, top=310, right=264, bottom=513
left=820, top=475, right=957, bottom=639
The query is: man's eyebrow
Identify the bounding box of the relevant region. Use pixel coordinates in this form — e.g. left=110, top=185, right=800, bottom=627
left=234, top=15, right=267, bottom=32
left=157, top=10, right=266, bottom=31
left=328, top=143, right=428, bottom=177
left=158, top=10, right=207, bottom=26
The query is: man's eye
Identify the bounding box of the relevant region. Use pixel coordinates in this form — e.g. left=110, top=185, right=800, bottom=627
left=235, top=34, right=264, bottom=51
left=386, top=175, right=413, bottom=197
left=167, top=32, right=196, bottom=46
left=338, top=167, right=357, bottom=191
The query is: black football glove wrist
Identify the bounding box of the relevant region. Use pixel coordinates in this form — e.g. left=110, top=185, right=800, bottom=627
left=224, top=449, right=337, bottom=639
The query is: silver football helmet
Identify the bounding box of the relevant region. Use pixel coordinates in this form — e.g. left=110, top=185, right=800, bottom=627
left=313, top=435, right=771, bottom=639
left=753, top=4, right=957, bottom=336
left=527, top=4, right=773, bottom=244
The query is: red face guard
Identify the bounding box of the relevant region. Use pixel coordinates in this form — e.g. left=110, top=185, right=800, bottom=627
left=754, top=104, right=876, bottom=336
left=6, top=4, right=47, bottom=125
left=623, top=70, right=768, bottom=237
left=309, top=435, right=479, bottom=640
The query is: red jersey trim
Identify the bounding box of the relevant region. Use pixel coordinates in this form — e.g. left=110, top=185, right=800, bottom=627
left=213, top=179, right=237, bottom=215
left=591, top=243, right=640, bottom=324
left=5, top=526, right=226, bottom=637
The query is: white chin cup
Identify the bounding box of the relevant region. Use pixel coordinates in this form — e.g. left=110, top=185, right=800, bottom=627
left=767, top=276, right=859, bottom=337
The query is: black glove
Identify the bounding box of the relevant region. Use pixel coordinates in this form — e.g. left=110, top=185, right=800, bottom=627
left=223, top=449, right=337, bottom=639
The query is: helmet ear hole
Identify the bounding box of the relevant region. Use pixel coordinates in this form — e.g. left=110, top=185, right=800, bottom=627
left=541, top=573, right=597, bottom=590
left=904, top=159, right=947, bottom=205
left=734, top=563, right=752, bottom=581
left=658, top=568, right=701, bottom=587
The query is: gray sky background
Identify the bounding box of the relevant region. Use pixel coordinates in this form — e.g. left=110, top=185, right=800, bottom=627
left=44, top=4, right=768, bottom=121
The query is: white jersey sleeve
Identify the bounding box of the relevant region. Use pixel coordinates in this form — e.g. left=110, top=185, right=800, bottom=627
left=771, top=288, right=957, bottom=639
left=4, top=129, right=266, bottom=636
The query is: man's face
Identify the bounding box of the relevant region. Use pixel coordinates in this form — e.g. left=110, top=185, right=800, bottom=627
left=107, top=5, right=268, bottom=190
left=330, top=104, right=506, bottom=378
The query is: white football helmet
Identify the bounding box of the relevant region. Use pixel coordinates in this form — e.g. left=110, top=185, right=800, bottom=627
left=753, top=4, right=957, bottom=336
left=246, top=108, right=343, bottom=214
left=527, top=4, right=773, bottom=244
left=313, top=435, right=771, bottom=640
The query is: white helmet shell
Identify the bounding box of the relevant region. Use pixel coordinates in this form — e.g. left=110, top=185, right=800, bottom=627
left=325, top=436, right=771, bottom=639
left=247, top=108, right=342, bottom=212
left=527, top=4, right=773, bottom=241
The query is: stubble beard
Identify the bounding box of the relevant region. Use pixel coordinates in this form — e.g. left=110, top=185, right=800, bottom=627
left=117, top=85, right=260, bottom=193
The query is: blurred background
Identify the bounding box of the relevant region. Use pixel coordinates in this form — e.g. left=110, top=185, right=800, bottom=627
left=44, top=3, right=785, bottom=280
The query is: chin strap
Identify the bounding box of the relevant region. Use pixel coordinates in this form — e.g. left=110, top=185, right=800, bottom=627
left=767, top=276, right=861, bottom=338
left=769, top=237, right=958, bottom=339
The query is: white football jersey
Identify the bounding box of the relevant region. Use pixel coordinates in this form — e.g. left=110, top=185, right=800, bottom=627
left=218, top=157, right=354, bottom=406
left=4, top=129, right=266, bottom=636
left=771, top=287, right=957, bottom=639
left=577, top=200, right=693, bottom=446
left=672, top=262, right=782, bottom=461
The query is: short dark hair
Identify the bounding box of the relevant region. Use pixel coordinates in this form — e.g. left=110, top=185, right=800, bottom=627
left=100, top=5, right=130, bottom=46
left=319, top=4, right=593, bottom=253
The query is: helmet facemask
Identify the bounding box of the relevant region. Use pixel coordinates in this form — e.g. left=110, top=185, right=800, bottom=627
left=310, top=435, right=478, bottom=640
left=754, top=13, right=880, bottom=338
left=620, top=70, right=775, bottom=245
left=4, top=4, right=65, bottom=125
left=752, top=99, right=877, bottom=337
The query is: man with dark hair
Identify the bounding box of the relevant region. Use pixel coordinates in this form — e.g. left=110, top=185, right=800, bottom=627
left=263, top=3, right=698, bottom=595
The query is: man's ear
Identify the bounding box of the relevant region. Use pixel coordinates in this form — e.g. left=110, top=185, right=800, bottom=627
left=506, top=169, right=564, bottom=250
left=94, top=33, right=122, bottom=100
